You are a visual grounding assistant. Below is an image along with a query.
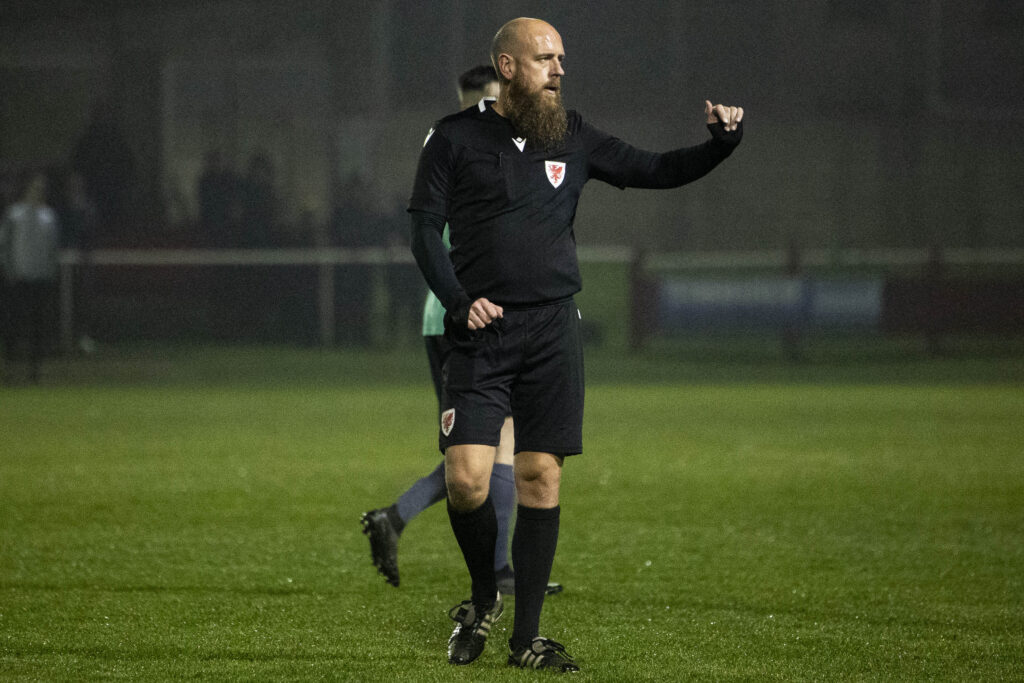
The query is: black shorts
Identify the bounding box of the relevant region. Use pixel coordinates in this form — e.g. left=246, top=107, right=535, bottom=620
left=424, top=334, right=449, bottom=409
left=439, top=298, right=584, bottom=456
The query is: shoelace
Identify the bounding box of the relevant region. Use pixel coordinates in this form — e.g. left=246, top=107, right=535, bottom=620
left=448, top=601, right=475, bottom=625
left=533, top=638, right=570, bottom=656
left=512, top=637, right=576, bottom=670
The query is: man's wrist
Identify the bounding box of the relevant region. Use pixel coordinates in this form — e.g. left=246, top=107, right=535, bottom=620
left=444, top=294, right=473, bottom=326
left=707, top=120, right=743, bottom=148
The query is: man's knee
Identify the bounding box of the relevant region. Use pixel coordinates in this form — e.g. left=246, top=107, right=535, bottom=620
left=514, top=451, right=563, bottom=508
left=446, top=470, right=489, bottom=511
left=445, top=444, right=496, bottom=511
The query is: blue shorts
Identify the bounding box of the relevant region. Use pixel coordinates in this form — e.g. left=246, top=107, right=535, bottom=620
left=439, top=298, right=584, bottom=456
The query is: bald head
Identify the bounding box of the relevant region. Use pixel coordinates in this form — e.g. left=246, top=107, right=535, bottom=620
left=489, top=17, right=567, bottom=148
left=491, top=17, right=562, bottom=84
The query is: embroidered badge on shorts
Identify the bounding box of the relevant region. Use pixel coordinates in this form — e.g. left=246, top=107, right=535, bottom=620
left=441, top=408, right=455, bottom=437
left=545, top=161, right=566, bottom=188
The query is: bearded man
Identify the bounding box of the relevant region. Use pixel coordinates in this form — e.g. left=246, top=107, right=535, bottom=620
left=408, top=17, right=743, bottom=672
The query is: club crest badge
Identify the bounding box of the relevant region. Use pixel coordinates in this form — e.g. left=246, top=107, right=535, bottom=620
left=545, top=161, right=566, bottom=189
left=441, top=408, right=455, bottom=437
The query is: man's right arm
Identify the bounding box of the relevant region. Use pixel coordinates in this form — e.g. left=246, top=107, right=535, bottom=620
left=409, top=124, right=474, bottom=324
left=408, top=123, right=503, bottom=329
left=409, top=210, right=472, bottom=325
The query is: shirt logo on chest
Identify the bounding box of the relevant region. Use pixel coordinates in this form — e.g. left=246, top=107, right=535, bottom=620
left=545, top=161, right=567, bottom=189
left=512, top=137, right=526, bottom=152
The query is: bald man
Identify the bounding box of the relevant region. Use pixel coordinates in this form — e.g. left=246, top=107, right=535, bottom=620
left=409, top=18, right=743, bottom=672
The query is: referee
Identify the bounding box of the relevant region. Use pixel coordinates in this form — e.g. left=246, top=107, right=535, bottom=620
left=409, top=17, right=743, bottom=672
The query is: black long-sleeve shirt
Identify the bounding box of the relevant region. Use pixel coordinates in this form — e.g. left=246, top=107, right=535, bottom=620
left=409, top=99, right=741, bottom=317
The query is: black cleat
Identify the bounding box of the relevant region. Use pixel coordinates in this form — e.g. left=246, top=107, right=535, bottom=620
left=508, top=637, right=579, bottom=673
left=360, top=508, right=399, bottom=587
left=447, top=592, right=503, bottom=665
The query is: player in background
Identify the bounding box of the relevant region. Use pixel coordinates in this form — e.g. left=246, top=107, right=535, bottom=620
left=360, top=65, right=562, bottom=598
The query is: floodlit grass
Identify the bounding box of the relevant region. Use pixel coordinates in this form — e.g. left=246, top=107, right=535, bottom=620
left=1, top=346, right=1023, bottom=680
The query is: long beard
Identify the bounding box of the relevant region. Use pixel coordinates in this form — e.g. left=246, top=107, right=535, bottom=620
left=503, top=74, right=567, bottom=152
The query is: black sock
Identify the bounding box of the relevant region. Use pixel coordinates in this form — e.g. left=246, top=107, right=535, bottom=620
left=510, top=504, right=560, bottom=650
left=385, top=504, right=405, bottom=535
left=447, top=496, right=498, bottom=611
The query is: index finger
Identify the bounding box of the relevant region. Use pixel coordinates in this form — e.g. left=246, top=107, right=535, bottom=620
left=470, top=298, right=504, bottom=326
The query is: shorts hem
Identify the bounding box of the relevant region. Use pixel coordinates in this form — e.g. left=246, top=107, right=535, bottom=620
left=440, top=437, right=502, bottom=453
left=514, top=445, right=582, bottom=457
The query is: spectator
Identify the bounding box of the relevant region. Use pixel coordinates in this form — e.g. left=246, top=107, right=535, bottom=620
left=72, top=99, right=135, bottom=245
left=0, top=162, right=17, bottom=215
left=197, top=149, right=241, bottom=247
left=241, top=150, right=277, bottom=247
left=1, top=170, right=61, bottom=382
left=330, top=175, right=379, bottom=346
left=56, top=171, right=98, bottom=353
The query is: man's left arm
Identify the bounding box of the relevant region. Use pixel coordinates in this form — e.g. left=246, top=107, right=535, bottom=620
left=586, top=101, right=743, bottom=190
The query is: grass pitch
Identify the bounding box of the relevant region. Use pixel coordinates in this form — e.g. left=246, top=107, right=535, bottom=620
left=1, top=346, right=1022, bottom=680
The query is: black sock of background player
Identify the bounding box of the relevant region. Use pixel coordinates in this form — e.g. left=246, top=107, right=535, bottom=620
left=509, top=504, right=560, bottom=650
left=447, top=495, right=498, bottom=612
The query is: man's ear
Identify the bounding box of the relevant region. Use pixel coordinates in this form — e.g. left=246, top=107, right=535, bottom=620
left=497, top=54, right=515, bottom=81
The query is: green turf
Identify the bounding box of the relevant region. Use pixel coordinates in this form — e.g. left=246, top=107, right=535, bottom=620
left=2, top=347, right=1023, bottom=680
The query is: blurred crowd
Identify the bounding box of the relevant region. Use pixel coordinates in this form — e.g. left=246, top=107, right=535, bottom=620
left=0, top=106, right=423, bottom=372
left=0, top=102, right=407, bottom=252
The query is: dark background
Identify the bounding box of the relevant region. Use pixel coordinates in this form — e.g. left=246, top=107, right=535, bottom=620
left=2, top=1, right=1022, bottom=351
left=2, top=0, right=1021, bottom=252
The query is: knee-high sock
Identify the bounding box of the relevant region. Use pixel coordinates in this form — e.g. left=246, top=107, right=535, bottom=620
left=490, top=463, right=515, bottom=571
left=510, top=504, right=559, bottom=649
left=448, top=496, right=499, bottom=610
left=394, top=461, right=447, bottom=531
